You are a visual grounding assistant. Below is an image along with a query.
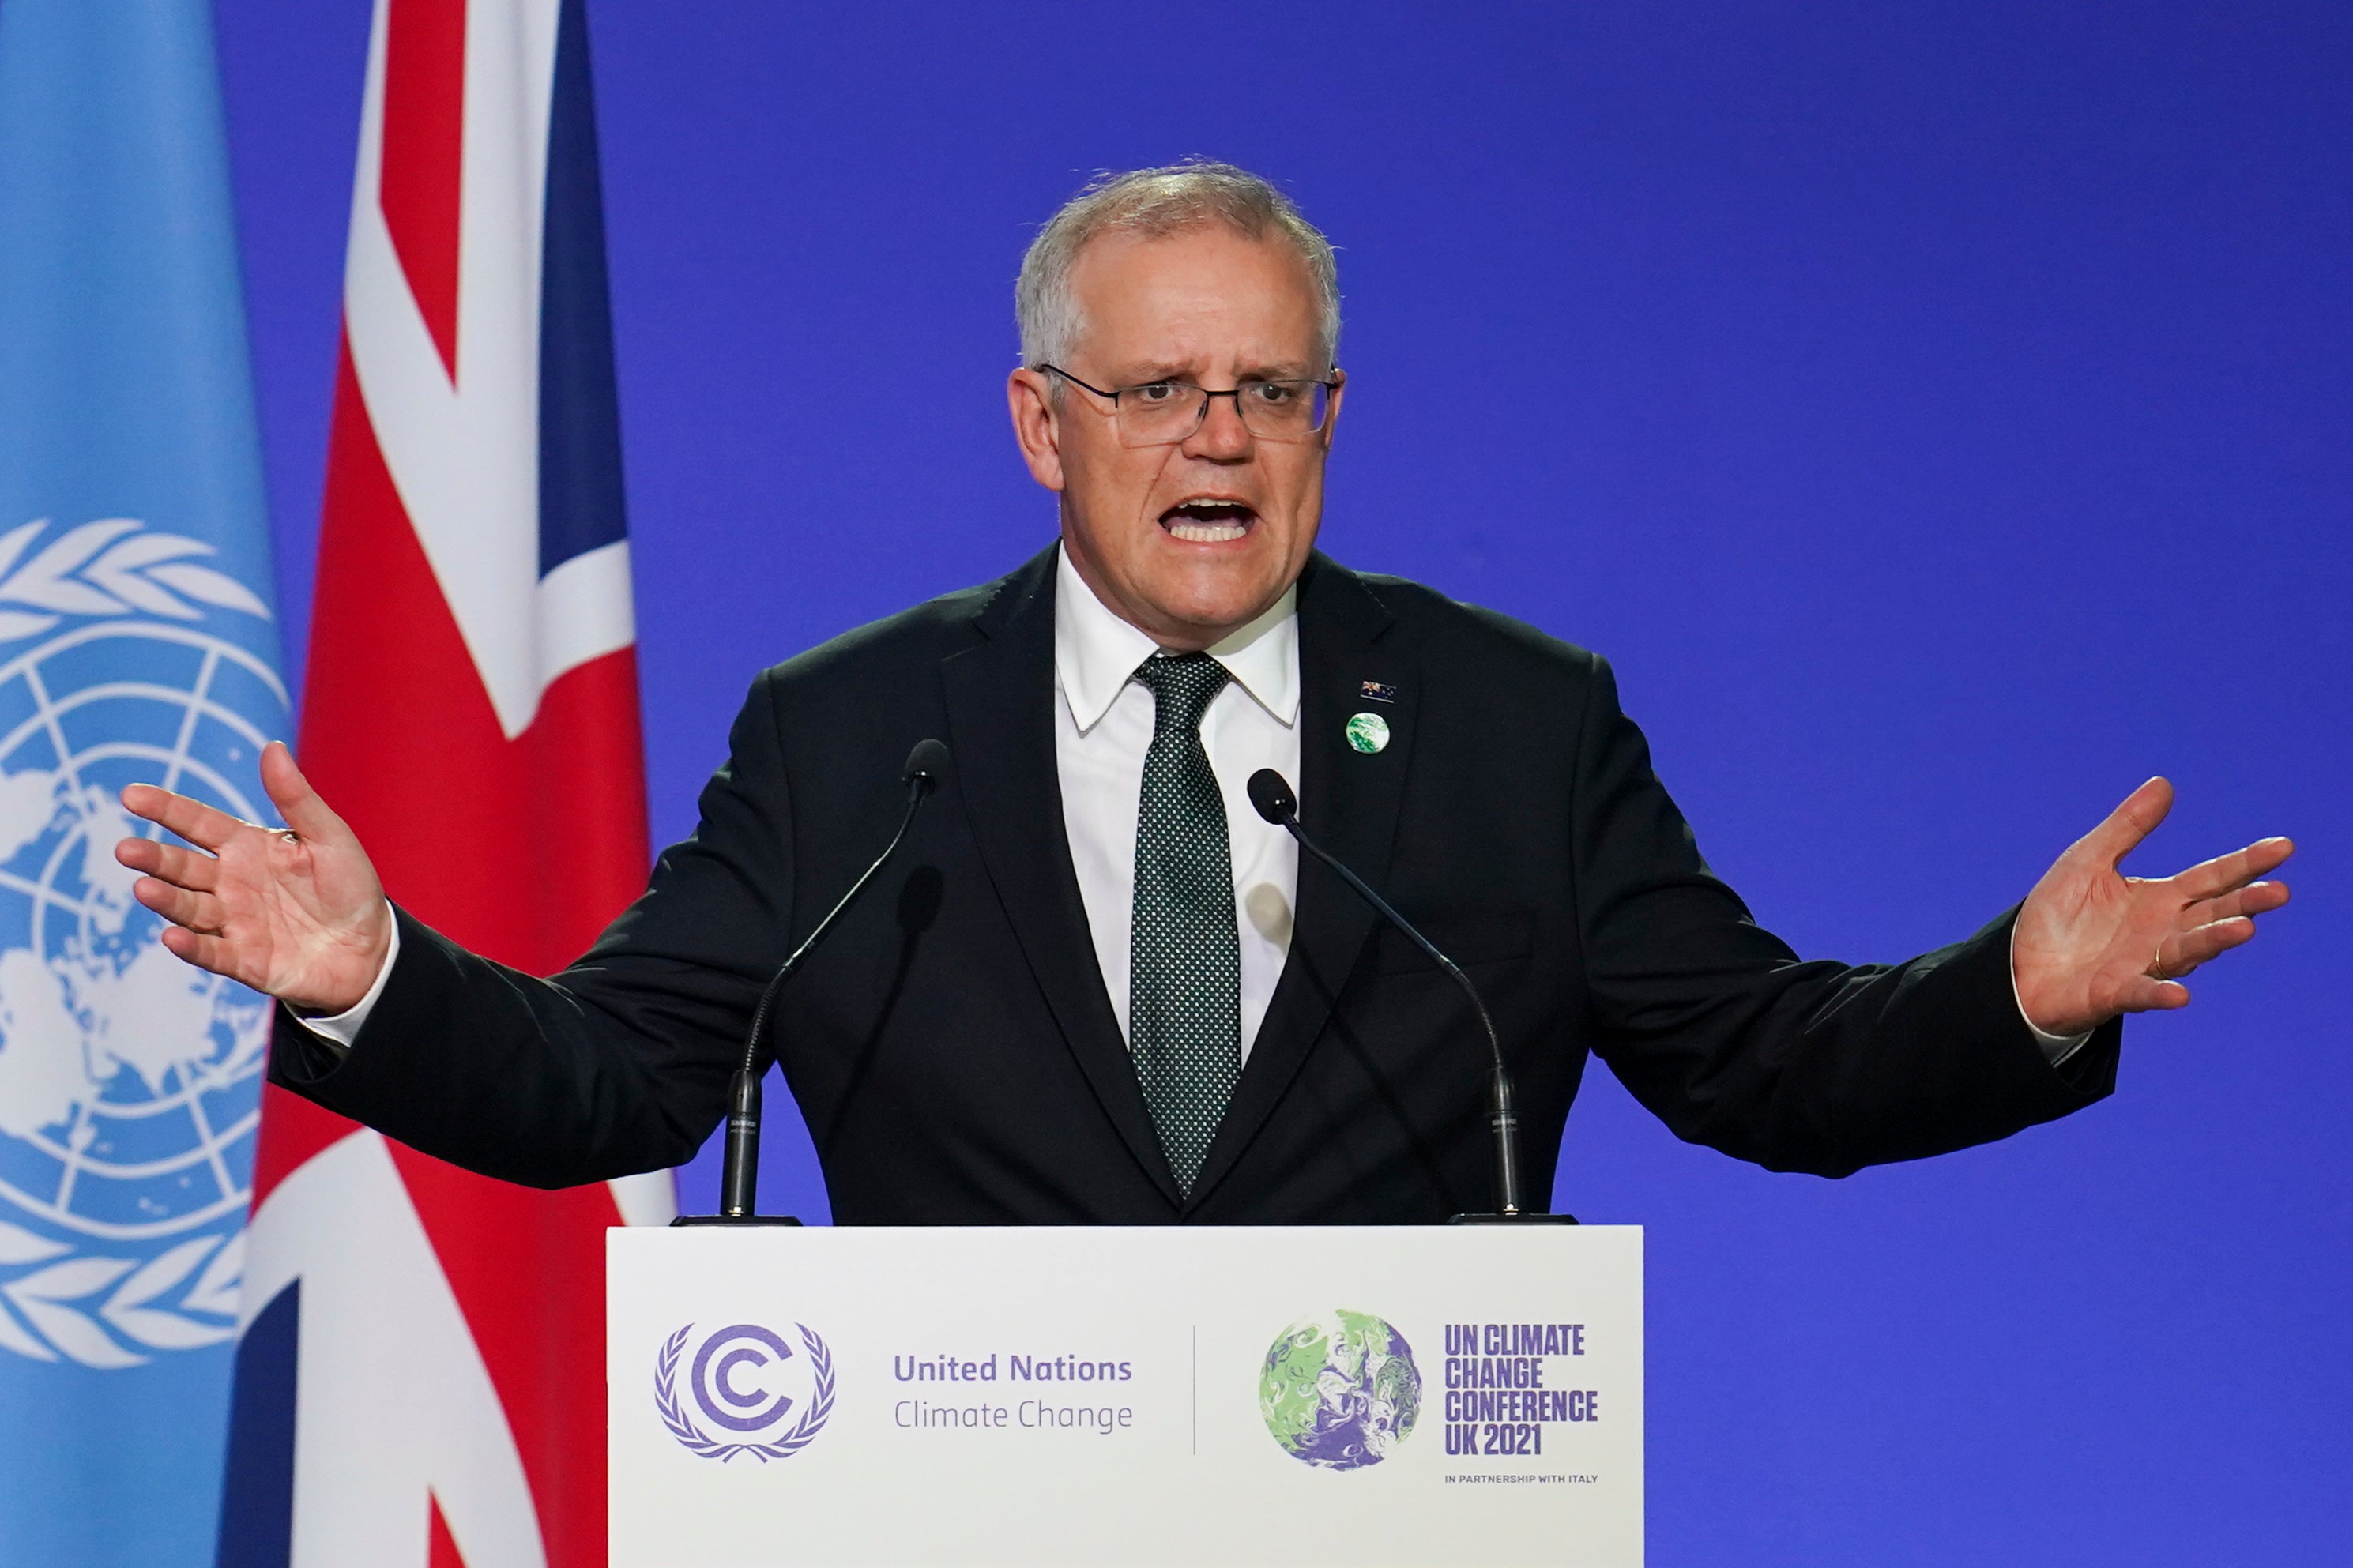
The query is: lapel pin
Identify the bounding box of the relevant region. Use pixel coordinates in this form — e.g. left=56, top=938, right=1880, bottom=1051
left=1357, top=679, right=1399, bottom=704
left=1345, top=712, right=1391, bottom=754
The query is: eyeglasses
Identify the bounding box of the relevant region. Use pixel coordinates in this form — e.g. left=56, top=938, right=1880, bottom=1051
left=1038, top=364, right=1338, bottom=447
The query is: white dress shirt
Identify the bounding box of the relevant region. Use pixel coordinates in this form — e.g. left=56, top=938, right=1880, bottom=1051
left=1053, top=546, right=1299, bottom=1061
left=306, top=545, right=2082, bottom=1066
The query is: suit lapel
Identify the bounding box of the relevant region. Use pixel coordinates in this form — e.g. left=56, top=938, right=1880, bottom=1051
left=1187, top=555, right=1411, bottom=1212
left=938, top=544, right=1180, bottom=1205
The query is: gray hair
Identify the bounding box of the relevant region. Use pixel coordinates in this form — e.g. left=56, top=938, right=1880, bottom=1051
left=1015, top=161, right=1341, bottom=373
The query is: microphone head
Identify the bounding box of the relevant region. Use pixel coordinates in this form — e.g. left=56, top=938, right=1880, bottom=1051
left=902, top=739, right=951, bottom=795
left=1247, top=769, right=1298, bottom=825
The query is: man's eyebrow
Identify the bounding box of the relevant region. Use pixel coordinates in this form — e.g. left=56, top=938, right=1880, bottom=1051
left=1112, top=359, right=1318, bottom=385
left=1109, top=361, right=1198, bottom=384
left=1230, top=358, right=1318, bottom=381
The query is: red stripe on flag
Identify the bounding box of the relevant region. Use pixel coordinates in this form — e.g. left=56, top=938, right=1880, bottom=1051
left=303, top=342, right=649, bottom=974
left=394, top=1146, right=617, bottom=1568
left=427, top=1493, right=468, bottom=1568
left=250, top=1081, right=362, bottom=1211
left=380, top=0, right=468, bottom=380
left=296, top=337, right=650, bottom=1568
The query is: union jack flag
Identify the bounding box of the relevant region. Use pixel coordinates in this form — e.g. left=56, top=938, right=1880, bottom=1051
left=216, top=2, right=671, bottom=1564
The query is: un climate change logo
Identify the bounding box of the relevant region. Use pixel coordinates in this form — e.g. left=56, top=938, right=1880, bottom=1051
left=0, top=519, right=284, bottom=1368
left=656, top=1321, right=838, bottom=1462
left=1260, top=1309, right=1424, bottom=1471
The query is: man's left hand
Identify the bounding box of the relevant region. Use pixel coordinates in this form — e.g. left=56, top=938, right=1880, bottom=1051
left=2012, top=777, right=2291, bottom=1039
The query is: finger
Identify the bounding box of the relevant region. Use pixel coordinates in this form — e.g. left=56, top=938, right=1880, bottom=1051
left=133, top=876, right=225, bottom=934
left=114, top=836, right=220, bottom=892
left=2113, top=975, right=2192, bottom=1013
left=119, top=782, right=248, bottom=852
left=2161, top=916, right=2257, bottom=976
left=158, top=923, right=247, bottom=982
left=2185, top=879, right=2289, bottom=926
left=2170, top=837, right=2295, bottom=901
left=259, top=741, right=352, bottom=844
left=2076, top=777, right=2174, bottom=869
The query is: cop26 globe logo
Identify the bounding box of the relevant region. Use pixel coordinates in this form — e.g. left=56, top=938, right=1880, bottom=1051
left=1260, top=1309, right=1424, bottom=1470
left=0, top=518, right=284, bottom=1367
left=655, top=1321, right=838, bottom=1462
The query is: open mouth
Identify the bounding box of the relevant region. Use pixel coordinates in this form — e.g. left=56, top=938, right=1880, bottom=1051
left=1159, top=497, right=1259, bottom=543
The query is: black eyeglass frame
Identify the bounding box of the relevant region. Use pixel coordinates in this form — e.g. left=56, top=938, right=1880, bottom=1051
left=1036, top=363, right=1342, bottom=445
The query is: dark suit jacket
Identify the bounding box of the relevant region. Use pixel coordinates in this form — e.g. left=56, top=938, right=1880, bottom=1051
left=272, top=545, right=2118, bottom=1222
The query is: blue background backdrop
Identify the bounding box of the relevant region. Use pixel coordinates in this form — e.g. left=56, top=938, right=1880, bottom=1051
left=209, top=3, right=2346, bottom=1561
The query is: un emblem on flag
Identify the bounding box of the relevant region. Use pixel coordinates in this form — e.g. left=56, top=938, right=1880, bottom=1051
left=0, top=520, right=285, bottom=1367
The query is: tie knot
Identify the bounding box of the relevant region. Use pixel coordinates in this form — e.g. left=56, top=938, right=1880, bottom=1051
left=1134, top=652, right=1230, bottom=731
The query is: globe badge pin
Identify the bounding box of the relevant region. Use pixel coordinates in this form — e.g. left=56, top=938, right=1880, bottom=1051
left=0, top=518, right=285, bottom=1369
left=1345, top=712, right=1391, bottom=754
left=655, top=1320, right=838, bottom=1461
left=1259, top=1309, right=1423, bottom=1469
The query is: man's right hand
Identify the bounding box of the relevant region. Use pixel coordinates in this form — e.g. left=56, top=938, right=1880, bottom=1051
left=115, top=740, right=392, bottom=1014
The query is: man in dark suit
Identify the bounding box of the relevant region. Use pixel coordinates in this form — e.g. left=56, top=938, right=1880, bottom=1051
left=113, top=164, right=2290, bottom=1224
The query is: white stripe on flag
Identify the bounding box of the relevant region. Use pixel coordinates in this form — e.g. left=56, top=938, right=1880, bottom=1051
left=606, top=1170, right=676, bottom=1229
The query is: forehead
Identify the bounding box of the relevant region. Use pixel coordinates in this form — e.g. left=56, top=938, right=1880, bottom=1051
left=1064, top=225, right=1323, bottom=371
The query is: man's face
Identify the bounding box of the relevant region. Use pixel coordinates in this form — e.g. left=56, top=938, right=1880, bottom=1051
left=1007, top=225, right=1342, bottom=649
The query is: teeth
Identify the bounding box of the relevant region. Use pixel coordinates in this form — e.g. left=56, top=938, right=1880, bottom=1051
left=1168, top=520, right=1248, bottom=543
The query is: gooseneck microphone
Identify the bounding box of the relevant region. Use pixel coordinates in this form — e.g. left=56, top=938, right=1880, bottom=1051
left=1247, top=769, right=1572, bottom=1224
left=675, top=739, right=951, bottom=1225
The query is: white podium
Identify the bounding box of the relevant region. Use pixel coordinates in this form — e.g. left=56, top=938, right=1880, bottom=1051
left=608, top=1224, right=1642, bottom=1566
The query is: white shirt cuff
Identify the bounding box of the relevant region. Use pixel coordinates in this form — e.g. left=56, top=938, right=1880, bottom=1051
left=2009, top=923, right=2091, bottom=1067
left=294, top=907, right=401, bottom=1049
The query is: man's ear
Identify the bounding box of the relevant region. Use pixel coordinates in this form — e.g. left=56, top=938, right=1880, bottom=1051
left=1319, top=367, right=1346, bottom=450
left=1007, top=368, right=1066, bottom=491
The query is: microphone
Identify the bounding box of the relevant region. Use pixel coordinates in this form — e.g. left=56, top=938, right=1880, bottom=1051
left=1247, top=769, right=1572, bottom=1224
left=674, top=739, right=952, bottom=1225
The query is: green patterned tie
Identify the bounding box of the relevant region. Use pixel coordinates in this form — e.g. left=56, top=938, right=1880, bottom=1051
left=1128, top=652, right=1241, bottom=1197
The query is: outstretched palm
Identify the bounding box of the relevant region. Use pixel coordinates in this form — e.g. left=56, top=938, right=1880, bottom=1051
left=115, top=741, right=391, bottom=1014
left=2013, top=777, right=2291, bottom=1039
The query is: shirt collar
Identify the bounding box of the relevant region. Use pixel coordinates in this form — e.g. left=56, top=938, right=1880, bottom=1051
left=1054, top=543, right=1301, bottom=735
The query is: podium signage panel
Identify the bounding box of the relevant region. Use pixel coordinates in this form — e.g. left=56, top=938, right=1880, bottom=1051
left=608, top=1225, right=1642, bottom=1566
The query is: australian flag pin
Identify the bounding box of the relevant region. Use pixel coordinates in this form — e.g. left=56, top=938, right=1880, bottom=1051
left=1357, top=679, right=1399, bottom=704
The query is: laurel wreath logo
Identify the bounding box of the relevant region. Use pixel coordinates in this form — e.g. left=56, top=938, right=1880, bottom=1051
left=0, top=1219, right=242, bottom=1366
left=0, top=514, right=277, bottom=1366
left=0, top=517, right=272, bottom=645
left=654, top=1322, right=837, bottom=1462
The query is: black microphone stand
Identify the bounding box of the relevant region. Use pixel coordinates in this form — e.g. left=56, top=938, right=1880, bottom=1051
left=673, top=739, right=950, bottom=1226
left=1248, top=769, right=1573, bottom=1225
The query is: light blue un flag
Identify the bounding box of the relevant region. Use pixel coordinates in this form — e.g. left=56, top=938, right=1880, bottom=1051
left=0, top=2, right=289, bottom=1563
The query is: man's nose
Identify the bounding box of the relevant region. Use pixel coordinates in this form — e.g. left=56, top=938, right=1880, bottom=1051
left=1184, top=393, right=1254, bottom=460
